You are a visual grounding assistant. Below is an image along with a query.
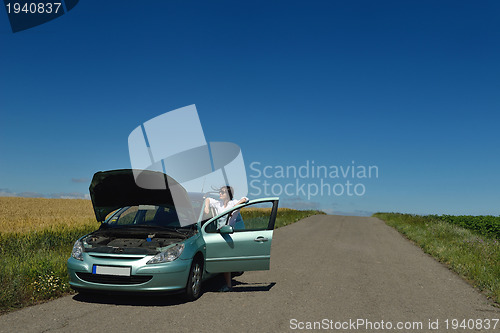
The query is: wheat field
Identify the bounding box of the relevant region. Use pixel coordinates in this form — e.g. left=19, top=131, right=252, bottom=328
left=0, top=197, right=98, bottom=234
left=0, top=197, right=322, bottom=234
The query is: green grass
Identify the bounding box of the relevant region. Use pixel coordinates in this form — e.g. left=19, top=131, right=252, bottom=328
left=0, top=225, right=96, bottom=313
left=274, top=208, right=326, bottom=228
left=374, top=213, right=500, bottom=304
left=428, top=214, right=500, bottom=239
left=0, top=208, right=324, bottom=313
left=241, top=207, right=326, bottom=229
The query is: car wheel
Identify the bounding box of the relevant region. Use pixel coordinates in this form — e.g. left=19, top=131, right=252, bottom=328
left=185, top=257, right=203, bottom=301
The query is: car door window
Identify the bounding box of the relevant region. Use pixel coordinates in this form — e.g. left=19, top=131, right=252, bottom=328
left=238, top=201, right=274, bottom=230
left=205, top=201, right=275, bottom=233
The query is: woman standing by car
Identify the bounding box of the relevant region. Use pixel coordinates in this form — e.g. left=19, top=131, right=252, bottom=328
left=204, top=186, right=248, bottom=291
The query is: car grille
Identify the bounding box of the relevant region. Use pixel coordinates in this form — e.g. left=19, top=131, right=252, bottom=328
left=88, top=254, right=146, bottom=260
left=76, top=272, right=153, bottom=285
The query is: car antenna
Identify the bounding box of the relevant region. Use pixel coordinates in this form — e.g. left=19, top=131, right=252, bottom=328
left=201, top=176, right=206, bottom=193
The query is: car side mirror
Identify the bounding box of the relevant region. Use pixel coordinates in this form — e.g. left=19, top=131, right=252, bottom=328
left=219, top=225, right=234, bottom=234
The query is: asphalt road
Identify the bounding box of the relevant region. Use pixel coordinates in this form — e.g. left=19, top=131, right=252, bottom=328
left=1, top=215, right=498, bottom=332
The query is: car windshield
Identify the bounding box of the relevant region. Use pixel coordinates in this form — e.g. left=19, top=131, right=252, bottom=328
left=186, top=192, right=221, bottom=223
left=104, top=205, right=188, bottom=228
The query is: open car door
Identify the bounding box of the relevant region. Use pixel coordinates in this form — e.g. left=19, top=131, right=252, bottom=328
left=201, top=198, right=279, bottom=273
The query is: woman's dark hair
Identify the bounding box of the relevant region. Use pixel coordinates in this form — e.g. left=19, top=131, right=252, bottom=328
left=219, top=186, right=234, bottom=200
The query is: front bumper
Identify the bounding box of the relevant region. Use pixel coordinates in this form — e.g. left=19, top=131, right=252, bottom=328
left=67, top=253, right=191, bottom=293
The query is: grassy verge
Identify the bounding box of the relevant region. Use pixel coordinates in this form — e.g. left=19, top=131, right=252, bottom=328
left=374, top=213, right=500, bottom=304
left=241, top=207, right=326, bottom=229
left=0, top=225, right=97, bottom=313
left=0, top=197, right=324, bottom=313
left=275, top=208, right=326, bottom=228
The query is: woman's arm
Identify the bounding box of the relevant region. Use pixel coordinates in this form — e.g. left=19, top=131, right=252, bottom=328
left=235, top=197, right=249, bottom=206
left=204, top=197, right=211, bottom=214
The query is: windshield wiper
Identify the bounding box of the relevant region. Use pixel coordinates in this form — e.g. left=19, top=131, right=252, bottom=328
left=114, top=224, right=193, bottom=237
left=154, top=225, right=194, bottom=236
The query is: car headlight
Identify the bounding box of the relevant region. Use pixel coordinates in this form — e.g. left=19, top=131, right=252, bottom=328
left=147, top=243, right=185, bottom=264
left=71, top=240, right=84, bottom=261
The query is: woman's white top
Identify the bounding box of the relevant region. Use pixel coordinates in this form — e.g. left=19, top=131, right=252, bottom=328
left=208, top=197, right=248, bottom=229
left=207, top=197, right=248, bottom=215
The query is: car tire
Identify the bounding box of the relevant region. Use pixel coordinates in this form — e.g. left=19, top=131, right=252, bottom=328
left=184, top=257, right=203, bottom=301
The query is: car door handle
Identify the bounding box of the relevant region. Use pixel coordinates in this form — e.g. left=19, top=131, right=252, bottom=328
left=254, top=236, right=268, bottom=242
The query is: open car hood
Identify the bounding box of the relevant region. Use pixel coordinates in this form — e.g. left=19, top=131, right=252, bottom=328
left=89, top=169, right=191, bottom=222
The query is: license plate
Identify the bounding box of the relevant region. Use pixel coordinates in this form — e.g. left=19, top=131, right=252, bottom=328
left=92, top=265, right=131, bottom=276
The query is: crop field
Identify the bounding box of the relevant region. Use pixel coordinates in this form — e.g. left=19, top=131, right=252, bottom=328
left=374, top=213, right=500, bottom=304
left=0, top=197, right=98, bottom=233
left=0, top=197, right=324, bottom=313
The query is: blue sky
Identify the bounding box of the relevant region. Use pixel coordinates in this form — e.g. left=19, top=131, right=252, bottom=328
left=1, top=1, right=499, bottom=215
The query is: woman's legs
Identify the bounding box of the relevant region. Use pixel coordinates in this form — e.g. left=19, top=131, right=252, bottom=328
left=224, top=272, right=232, bottom=288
